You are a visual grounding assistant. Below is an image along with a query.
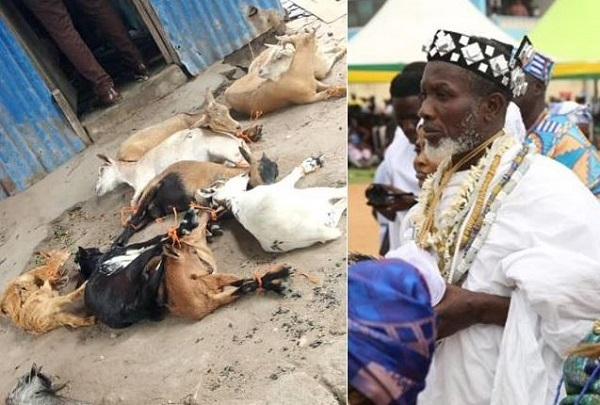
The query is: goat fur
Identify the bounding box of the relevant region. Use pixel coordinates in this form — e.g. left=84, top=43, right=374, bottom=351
left=163, top=211, right=290, bottom=320
left=6, top=363, right=91, bottom=405
left=115, top=149, right=278, bottom=246
left=0, top=250, right=95, bottom=335
left=116, top=88, right=242, bottom=162
left=199, top=156, right=347, bottom=252
left=76, top=212, right=200, bottom=328
left=95, top=128, right=251, bottom=205
left=224, top=27, right=346, bottom=116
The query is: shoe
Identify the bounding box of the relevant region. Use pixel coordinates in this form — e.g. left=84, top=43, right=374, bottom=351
left=131, top=63, right=149, bottom=82
left=96, top=86, right=122, bottom=106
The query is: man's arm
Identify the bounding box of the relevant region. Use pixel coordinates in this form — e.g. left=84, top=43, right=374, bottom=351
left=434, top=284, right=510, bottom=340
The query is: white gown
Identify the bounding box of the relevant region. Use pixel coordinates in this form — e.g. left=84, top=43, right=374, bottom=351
left=401, top=141, right=600, bottom=404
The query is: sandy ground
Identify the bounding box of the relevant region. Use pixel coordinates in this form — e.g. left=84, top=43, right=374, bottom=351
left=0, top=15, right=347, bottom=405
left=348, top=184, right=380, bottom=256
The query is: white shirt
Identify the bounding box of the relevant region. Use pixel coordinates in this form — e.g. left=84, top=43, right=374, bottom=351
left=381, top=126, right=420, bottom=250
left=402, top=140, right=600, bottom=404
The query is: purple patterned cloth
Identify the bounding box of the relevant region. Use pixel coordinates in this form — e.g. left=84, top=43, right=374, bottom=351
left=348, top=259, right=437, bottom=405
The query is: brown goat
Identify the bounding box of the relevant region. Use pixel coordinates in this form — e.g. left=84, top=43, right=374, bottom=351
left=224, top=27, right=346, bottom=116
left=163, top=211, right=290, bottom=321
left=116, top=88, right=242, bottom=162
left=114, top=149, right=278, bottom=246
left=0, top=251, right=95, bottom=334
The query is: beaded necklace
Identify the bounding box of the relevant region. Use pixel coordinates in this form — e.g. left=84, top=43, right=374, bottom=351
left=414, top=132, right=532, bottom=281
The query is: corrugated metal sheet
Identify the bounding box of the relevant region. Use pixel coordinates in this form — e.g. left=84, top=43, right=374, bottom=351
left=149, top=0, right=285, bottom=75
left=0, top=16, right=85, bottom=199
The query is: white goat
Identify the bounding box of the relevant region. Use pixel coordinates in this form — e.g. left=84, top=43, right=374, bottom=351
left=117, top=88, right=241, bottom=162
left=224, top=27, right=346, bottom=116
left=198, top=156, right=347, bottom=252
left=96, top=129, right=250, bottom=205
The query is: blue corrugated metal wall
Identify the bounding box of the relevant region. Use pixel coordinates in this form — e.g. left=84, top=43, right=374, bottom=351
left=149, top=0, right=284, bottom=75
left=0, top=16, right=85, bottom=199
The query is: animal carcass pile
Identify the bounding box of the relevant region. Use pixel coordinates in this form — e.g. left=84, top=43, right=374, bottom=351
left=0, top=21, right=346, bottom=339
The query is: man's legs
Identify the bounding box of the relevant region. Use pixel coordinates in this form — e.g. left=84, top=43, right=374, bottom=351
left=22, top=0, right=118, bottom=100
left=75, top=0, right=149, bottom=79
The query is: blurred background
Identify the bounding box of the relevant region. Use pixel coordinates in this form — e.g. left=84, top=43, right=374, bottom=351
left=347, top=0, right=600, bottom=254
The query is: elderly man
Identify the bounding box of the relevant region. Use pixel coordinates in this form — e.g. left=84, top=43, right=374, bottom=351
left=398, top=30, right=600, bottom=404
left=513, top=37, right=600, bottom=196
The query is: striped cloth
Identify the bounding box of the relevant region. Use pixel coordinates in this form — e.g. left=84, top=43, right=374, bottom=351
left=348, top=259, right=437, bottom=405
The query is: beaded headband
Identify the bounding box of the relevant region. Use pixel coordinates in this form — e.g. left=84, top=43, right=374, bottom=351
left=422, top=29, right=528, bottom=98
left=514, top=36, right=554, bottom=85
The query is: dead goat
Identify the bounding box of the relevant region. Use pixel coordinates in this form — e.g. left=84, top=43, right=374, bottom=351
left=199, top=155, right=347, bottom=252
left=75, top=211, right=199, bottom=328
left=114, top=148, right=278, bottom=246
left=116, top=88, right=242, bottom=162
left=224, top=27, right=346, bottom=116
left=0, top=250, right=95, bottom=335
left=6, top=363, right=91, bottom=405
left=163, top=210, right=290, bottom=321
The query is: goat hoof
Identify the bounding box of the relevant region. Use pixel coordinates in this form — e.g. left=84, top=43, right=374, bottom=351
left=300, top=156, right=324, bottom=173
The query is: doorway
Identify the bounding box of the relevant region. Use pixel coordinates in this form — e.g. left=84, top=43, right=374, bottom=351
left=2, top=0, right=165, bottom=115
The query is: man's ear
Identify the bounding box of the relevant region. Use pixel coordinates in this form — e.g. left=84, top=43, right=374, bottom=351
left=532, top=80, right=546, bottom=97
left=483, top=92, right=508, bottom=123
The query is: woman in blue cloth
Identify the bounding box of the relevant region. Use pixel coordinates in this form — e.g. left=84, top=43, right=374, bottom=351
left=348, top=256, right=438, bottom=405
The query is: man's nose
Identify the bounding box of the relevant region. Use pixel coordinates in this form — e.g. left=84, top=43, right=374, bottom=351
left=418, top=97, right=433, bottom=121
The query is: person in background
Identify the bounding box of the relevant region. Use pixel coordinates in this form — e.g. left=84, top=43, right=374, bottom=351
left=506, top=0, right=530, bottom=16
left=514, top=37, right=600, bottom=196
left=367, top=62, right=426, bottom=254
left=23, top=0, right=149, bottom=106
left=348, top=251, right=440, bottom=405
left=549, top=100, right=594, bottom=139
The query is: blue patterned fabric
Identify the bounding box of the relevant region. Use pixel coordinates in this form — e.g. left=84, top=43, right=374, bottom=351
left=348, top=259, right=437, bottom=405
left=526, top=112, right=600, bottom=196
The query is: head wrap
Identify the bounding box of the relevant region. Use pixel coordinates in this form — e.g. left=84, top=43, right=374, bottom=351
left=422, top=29, right=527, bottom=98
left=348, top=259, right=437, bottom=405
left=549, top=101, right=593, bottom=126
left=515, top=36, right=554, bottom=86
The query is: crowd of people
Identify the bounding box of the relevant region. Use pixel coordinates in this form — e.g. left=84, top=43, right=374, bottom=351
left=348, top=94, right=395, bottom=168
left=349, top=28, right=600, bottom=405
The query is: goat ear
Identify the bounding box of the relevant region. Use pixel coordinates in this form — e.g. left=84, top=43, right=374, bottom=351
left=275, top=34, right=292, bottom=43
left=97, top=154, right=113, bottom=164
left=239, top=146, right=252, bottom=165
left=190, top=114, right=209, bottom=129
left=264, top=43, right=276, bottom=48
left=30, top=363, right=39, bottom=379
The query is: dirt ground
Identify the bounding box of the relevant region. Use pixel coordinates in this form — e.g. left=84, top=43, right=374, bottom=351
left=348, top=183, right=380, bottom=256
left=0, top=15, right=347, bottom=405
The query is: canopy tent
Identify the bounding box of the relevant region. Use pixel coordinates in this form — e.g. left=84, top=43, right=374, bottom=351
left=528, top=0, right=600, bottom=79
left=348, top=0, right=515, bottom=83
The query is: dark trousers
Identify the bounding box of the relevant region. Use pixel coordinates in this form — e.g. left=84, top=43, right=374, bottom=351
left=23, top=0, right=143, bottom=94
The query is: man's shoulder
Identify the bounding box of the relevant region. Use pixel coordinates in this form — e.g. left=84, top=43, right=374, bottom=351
left=521, top=153, right=597, bottom=198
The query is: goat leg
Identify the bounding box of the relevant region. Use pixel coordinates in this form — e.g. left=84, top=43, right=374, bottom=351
left=54, top=312, right=96, bottom=329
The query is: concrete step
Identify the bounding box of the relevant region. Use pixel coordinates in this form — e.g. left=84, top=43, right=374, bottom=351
left=81, top=64, right=188, bottom=142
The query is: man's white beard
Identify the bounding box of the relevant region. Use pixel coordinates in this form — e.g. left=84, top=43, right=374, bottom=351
left=423, top=136, right=468, bottom=165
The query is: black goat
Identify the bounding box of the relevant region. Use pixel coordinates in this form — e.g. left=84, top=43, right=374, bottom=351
left=114, top=148, right=278, bottom=246
left=75, top=209, right=200, bottom=328
left=6, top=363, right=91, bottom=405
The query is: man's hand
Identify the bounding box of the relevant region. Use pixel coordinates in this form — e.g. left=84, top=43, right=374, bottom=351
left=366, top=184, right=417, bottom=220
left=434, top=284, right=510, bottom=340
